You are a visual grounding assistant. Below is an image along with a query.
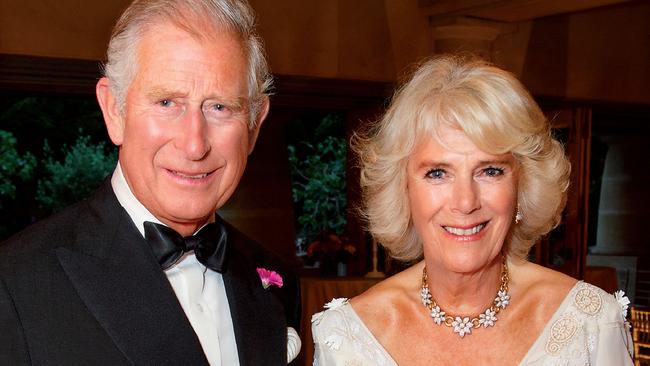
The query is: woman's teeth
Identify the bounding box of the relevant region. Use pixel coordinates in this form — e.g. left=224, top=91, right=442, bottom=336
left=443, top=223, right=486, bottom=236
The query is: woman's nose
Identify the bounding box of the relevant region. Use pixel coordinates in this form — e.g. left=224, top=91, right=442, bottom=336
left=450, top=177, right=480, bottom=214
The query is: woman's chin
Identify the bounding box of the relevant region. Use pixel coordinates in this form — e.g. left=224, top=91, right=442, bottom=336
left=434, top=252, right=500, bottom=275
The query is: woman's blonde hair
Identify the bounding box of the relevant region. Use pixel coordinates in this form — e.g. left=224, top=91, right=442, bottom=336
left=353, top=55, right=570, bottom=262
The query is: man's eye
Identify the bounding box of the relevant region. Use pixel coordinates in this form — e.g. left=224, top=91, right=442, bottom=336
left=204, top=103, right=234, bottom=118
left=203, top=101, right=238, bottom=120
left=484, top=167, right=504, bottom=177
left=425, top=169, right=445, bottom=179
left=158, top=99, right=173, bottom=107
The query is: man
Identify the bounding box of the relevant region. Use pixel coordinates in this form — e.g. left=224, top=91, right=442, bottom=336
left=0, top=0, right=300, bottom=365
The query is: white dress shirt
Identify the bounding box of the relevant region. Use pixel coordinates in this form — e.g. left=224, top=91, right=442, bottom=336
left=111, top=163, right=240, bottom=366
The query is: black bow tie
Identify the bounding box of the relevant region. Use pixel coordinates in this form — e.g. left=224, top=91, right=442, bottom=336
left=143, top=221, right=228, bottom=273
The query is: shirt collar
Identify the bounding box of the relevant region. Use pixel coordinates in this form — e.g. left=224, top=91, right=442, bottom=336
left=111, top=162, right=161, bottom=238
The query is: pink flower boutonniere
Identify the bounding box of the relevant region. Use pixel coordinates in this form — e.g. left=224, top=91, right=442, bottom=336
left=257, top=267, right=283, bottom=290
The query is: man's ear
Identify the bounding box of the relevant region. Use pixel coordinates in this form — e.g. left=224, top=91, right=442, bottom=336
left=96, top=77, right=125, bottom=146
left=247, top=96, right=269, bottom=155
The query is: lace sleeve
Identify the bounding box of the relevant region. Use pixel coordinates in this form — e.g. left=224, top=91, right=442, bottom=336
left=521, top=282, right=634, bottom=365
left=311, top=298, right=396, bottom=366
left=589, top=289, right=634, bottom=365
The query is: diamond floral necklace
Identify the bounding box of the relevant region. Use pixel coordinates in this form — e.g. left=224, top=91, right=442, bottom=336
left=420, top=258, right=510, bottom=338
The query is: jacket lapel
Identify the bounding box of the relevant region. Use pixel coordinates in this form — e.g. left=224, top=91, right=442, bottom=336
left=55, top=182, right=209, bottom=366
left=223, top=228, right=287, bottom=366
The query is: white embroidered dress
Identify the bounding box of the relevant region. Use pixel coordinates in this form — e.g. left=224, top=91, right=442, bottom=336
left=311, top=282, right=633, bottom=365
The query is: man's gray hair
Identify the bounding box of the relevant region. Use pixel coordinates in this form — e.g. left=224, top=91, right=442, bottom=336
left=103, top=0, right=271, bottom=128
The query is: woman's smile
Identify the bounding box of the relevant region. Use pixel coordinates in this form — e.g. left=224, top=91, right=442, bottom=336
left=442, top=221, right=488, bottom=237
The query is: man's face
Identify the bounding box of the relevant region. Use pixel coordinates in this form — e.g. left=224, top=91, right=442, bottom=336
left=99, top=22, right=265, bottom=235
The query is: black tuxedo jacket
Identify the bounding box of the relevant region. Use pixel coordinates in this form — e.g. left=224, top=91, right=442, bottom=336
left=0, top=181, right=300, bottom=365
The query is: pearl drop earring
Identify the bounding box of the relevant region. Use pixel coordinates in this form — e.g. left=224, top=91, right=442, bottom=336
left=515, top=206, right=523, bottom=224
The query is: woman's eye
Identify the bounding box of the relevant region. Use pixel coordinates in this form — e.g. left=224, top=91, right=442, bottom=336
left=425, top=169, right=445, bottom=179
left=213, top=104, right=225, bottom=112
left=483, top=167, right=504, bottom=177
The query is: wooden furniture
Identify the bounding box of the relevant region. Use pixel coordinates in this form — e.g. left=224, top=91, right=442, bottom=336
left=533, top=106, right=592, bottom=279
left=632, top=306, right=650, bottom=366
left=584, top=265, right=618, bottom=293
left=297, top=277, right=380, bottom=366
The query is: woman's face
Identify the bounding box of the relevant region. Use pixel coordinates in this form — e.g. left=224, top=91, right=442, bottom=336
left=407, top=125, right=518, bottom=274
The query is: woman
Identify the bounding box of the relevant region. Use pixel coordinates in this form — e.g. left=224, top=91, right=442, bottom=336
left=311, top=56, right=633, bottom=365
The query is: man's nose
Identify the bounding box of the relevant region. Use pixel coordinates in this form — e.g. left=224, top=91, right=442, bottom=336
left=175, top=108, right=210, bottom=160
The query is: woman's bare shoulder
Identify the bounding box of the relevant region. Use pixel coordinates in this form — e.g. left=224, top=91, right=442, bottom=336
left=350, top=262, right=424, bottom=326
left=513, top=261, right=577, bottom=291
left=510, top=260, right=578, bottom=316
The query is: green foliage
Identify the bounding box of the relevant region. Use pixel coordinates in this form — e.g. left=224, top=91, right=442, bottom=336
left=36, top=135, right=117, bottom=212
left=0, top=96, right=105, bottom=157
left=288, top=114, right=347, bottom=240
left=0, top=130, right=36, bottom=207
left=0, top=96, right=110, bottom=240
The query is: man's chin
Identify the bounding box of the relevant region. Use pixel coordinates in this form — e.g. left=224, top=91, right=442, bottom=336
left=157, top=204, right=218, bottom=224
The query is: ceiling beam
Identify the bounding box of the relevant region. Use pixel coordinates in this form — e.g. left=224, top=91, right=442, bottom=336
left=419, top=0, right=632, bottom=22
